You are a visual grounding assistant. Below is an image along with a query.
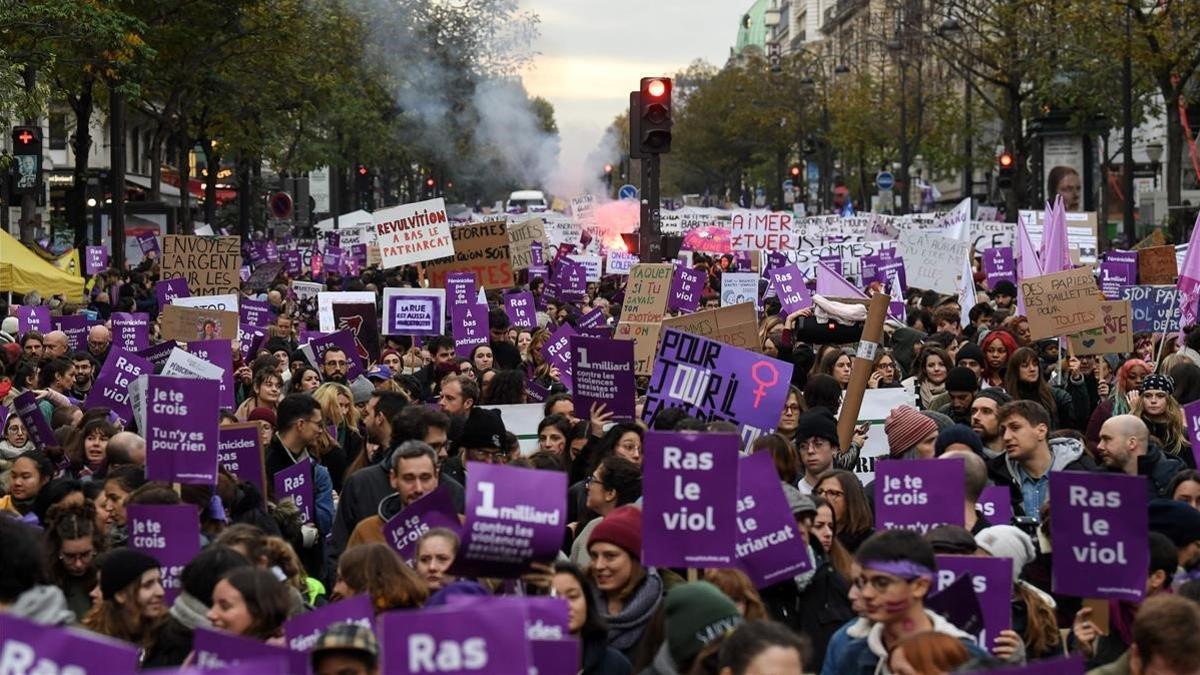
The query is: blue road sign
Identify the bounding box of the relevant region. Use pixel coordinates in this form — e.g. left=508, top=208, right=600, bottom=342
left=618, top=184, right=638, bottom=200
left=876, top=171, right=895, bottom=191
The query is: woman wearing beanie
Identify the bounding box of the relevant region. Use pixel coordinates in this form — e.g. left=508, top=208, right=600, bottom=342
left=642, top=581, right=743, bottom=675
left=81, top=548, right=166, bottom=646
left=205, top=567, right=293, bottom=642
left=884, top=405, right=939, bottom=459
left=1085, top=358, right=1151, bottom=453
left=1130, top=373, right=1195, bottom=467
left=587, top=505, right=667, bottom=661
left=975, top=525, right=1063, bottom=661
left=552, top=562, right=632, bottom=675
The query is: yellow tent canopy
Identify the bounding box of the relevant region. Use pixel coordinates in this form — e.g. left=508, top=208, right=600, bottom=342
left=0, top=229, right=85, bottom=303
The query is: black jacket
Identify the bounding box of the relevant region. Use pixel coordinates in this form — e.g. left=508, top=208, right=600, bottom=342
left=759, top=551, right=854, bottom=673
left=582, top=635, right=633, bottom=675
left=1110, top=443, right=1186, bottom=498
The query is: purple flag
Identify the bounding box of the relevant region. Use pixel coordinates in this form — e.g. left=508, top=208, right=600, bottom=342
left=643, top=329, right=793, bottom=447
left=445, top=272, right=477, bottom=312
left=541, top=323, right=576, bottom=391
left=284, top=595, right=374, bottom=652
left=982, top=247, right=1016, bottom=289
left=873, top=457, right=966, bottom=533
left=815, top=260, right=866, bottom=298
left=85, top=349, right=153, bottom=425
left=378, top=600, right=531, bottom=675
left=1016, top=216, right=1043, bottom=316
left=192, top=627, right=297, bottom=673
left=768, top=263, right=812, bottom=314
left=186, top=339, right=235, bottom=410
left=127, top=504, right=200, bottom=605
left=735, top=451, right=813, bottom=587
left=0, top=614, right=139, bottom=672
left=642, top=430, right=739, bottom=567
left=450, top=302, right=489, bottom=360
left=54, top=315, right=88, bottom=352
left=219, top=424, right=266, bottom=501
left=85, top=245, right=108, bottom=275
left=1100, top=251, right=1137, bottom=300
left=137, top=232, right=160, bottom=256
left=13, top=391, right=55, bottom=449
left=308, top=329, right=364, bottom=380
left=155, top=277, right=190, bottom=307
left=382, top=485, right=461, bottom=563
left=145, top=375, right=220, bottom=485
left=504, top=291, right=537, bottom=329
left=569, top=336, right=635, bottom=419
left=1050, top=471, right=1148, bottom=602
left=1178, top=213, right=1200, bottom=328
left=275, top=460, right=314, bottom=523
left=668, top=266, right=704, bottom=313
left=111, top=312, right=150, bottom=352
left=1040, top=195, right=1071, bottom=274
left=934, top=554, right=1013, bottom=650
left=979, top=485, right=1014, bottom=526
left=14, top=305, right=51, bottom=334
left=239, top=298, right=274, bottom=327
left=452, top=462, right=566, bottom=578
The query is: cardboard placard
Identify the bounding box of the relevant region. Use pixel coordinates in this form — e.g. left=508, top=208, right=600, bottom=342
left=424, top=220, right=514, bottom=289
left=160, top=304, right=239, bottom=343
left=1138, top=245, right=1178, bottom=285
left=1019, top=266, right=1105, bottom=340
left=661, top=302, right=760, bottom=353
left=615, top=263, right=674, bottom=376
left=160, top=235, right=241, bottom=296
left=508, top=217, right=545, bottom=271
left=1068, top=300, right=1133, bottom=355
left=899, top=230, right=970, bottom=293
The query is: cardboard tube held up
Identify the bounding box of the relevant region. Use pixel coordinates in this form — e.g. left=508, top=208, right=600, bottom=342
left=837, top=293, right=892, bottom=451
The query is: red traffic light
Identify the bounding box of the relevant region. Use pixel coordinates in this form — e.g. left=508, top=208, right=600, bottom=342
left=426, top=178, right=435, bottom=187
left=790, top=165, right=801, bottom=177
left=357, top=165, right=368, bottom=176
left=998, top=151, right=1014, bottom=168
left=604, top=164, right=613, bottom=174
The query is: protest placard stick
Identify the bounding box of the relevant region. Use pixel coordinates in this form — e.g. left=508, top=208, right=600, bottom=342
left=837, top=293, right=891, bottom=450
left=1153, top=290, right=1179, bottom=367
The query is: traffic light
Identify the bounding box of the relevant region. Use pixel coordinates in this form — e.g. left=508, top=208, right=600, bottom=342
left=636, top=77, right=672, bottom=155
left=790, top=165, right=801, bottom=179
left=11, top=126, right=41, bottom=194
left=354, top=165, right=373, bottom=210
left=997, top=151, right=1015, bottom=190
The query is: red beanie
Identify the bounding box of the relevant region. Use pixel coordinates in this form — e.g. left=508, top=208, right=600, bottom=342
left=885, top=405, right=938, bottom=457
left=588, top=505, right=643, bottom=559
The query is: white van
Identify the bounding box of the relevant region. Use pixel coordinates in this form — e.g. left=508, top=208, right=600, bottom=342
left=506, top=190, right=548, bottom=213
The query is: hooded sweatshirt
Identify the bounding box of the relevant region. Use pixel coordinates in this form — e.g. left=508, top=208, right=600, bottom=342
left=824, top=610, right=988, bottom=675
left=987, top=437, right=1095, bottom=519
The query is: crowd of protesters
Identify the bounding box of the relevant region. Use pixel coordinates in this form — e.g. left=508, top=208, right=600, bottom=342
left=0, top=246, right=1199, bottom=675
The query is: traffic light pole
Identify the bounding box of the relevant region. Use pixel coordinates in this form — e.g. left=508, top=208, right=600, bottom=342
left=639, top=153, right=662, bottom=262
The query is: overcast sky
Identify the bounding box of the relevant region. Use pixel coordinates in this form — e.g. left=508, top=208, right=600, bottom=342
left=518, top=0, right=745, bottom=194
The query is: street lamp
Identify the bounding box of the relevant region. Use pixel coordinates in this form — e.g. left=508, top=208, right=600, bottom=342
left=1146, top=142, right=1164, bottom=189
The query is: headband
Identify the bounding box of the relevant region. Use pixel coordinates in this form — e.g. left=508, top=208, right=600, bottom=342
left=863, top=560, right=934, bottom=581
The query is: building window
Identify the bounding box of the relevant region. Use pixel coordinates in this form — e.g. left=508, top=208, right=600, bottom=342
left=49, top=112, right=67, bottom=150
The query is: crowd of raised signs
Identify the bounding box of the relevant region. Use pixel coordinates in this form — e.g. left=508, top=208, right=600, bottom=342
left=3, top=196, right=1200, bottom=675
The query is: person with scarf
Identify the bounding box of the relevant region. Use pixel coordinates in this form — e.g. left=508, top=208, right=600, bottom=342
left=1086, top=358, right=1151, bottom=454
left=914, top=347, right=951, bottom=410
left=0, top=412, right=36, bottom=492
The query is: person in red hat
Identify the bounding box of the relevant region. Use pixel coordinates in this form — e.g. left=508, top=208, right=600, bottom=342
left=587, top=505, right=666, bottom=660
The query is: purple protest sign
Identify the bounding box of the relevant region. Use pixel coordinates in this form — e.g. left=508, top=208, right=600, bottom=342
left=145, top=375, right=220, bottom=485
left=187, top=339, right=235, bottom=410
left=541, top=323, right=576, bottom=391
left=239, top=298, right=274, bottom=327
left=526, top=380, right=550, bottom=403
left=238, top=324, right=268, bottom=364
left=570, top=336, right=635, bottom=419
left=307, top=329, right=364, bottom=380
left=873, top=458, right=965, bottom=533
left=192, top=627, right=297, bottom=673
left=54, top=315, right=88, bottom=352
left=530, top=240, right=544, bottom=266
left=504, top=291, right=537, bottom=329
left=0, top=614, right=140, bottom=673
left=445, top=272, right=477, bottom=313
left=111, top=312, right=150, bottom=352
left=138, top=340, right=177, bottom=374
left=127, top=504, right=200, bottom=605
left=642, top=430, right=739, bottom=567
left=379, top=600, right=531, bottom=675
left=1050, top=471, right=1148, bottom=602
left=284, top=595, right=374, bottom=652
left=137, top=232, right=160, bottom=256
left=323, top=246, right=343, bottom=274
left=283, top=250, right=302, bottom=277
left=450, top=301, right=489, bottom=360
left=275, top=460, right=314, bottom=523
left=85, top=245, right=108, bottom=275
left=384, top=292, right=443, bottom=337
left=987, top=655, right=1086, bottom=675
left=877, top=257, right=908, bottom=293
left=14, top=304, right=51, bottom=333
left=735, top=451, right=813, bottom=587
left=219, top=423, right=266, bottom=501
left=768, top=263, right=812, bottom=314
left=350, top=243, right=368, bottom=267
left=383, top=484, right=461, bottom=563
left=979, top=485, right=1014, bottom=526
left=155, top=277, right=190, bottom=307
left=934, top=555, right=1012, bottom=650
left=1100, top=251, right=1137, bottom=299
left=452, top=462, right=566, bottom=577
left=819, top=255, right=844, bottom=276
left=553, top=258, right=587, bottom=302
left=578, top=307, right=605, bottom=330
left=519, top=596, right=579, bottom=675
left=13, top=391, right=55, bottom=449
left=85, top=349, right=153, bottom=425
left=669, top=266, right=704, bottom=313
left=983, top=247, right=1016, bottom=289
left=643, top=328, right=793, bottom=447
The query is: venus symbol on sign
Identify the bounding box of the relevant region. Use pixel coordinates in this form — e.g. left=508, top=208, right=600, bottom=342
left=750, top=361, right=779, bottom=408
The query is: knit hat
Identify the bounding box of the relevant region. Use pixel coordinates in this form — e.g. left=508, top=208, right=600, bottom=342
left=955, top=342, right=985, bottom=367
left=100, top=549, right=161, bottom=599
left=457, top=408, right=507, bottom=450
left=781, top=484, right=817, bottom=518
left=945, top=366, right=979, bottom=393
left=925, top=526, right=978, bottom=555
left=312, top=622, right=379, bottom=668
left=885, top=405, right=939, bottom=457
left=934, top=424, right=985, bottom=457
left=664, top=582, right=744, bottom=667
left=247, top=407, right=277, bottom=428
left=974, top=389, right=1013, bottom=406
left=992, top=280, right=1017, bottom=299
left=920, top=410, right=955, bottom=434
left=1149, top=499, right=1200, bottom=548
left=0, top=316, right=17, bottom=336
left=795, top=408, right=839, bottom=447
left=589, top=505, right=642, bottom=559
left=975, top=525, right=1036, bottom=583
left=1140, top=373, right=1175, bottom=395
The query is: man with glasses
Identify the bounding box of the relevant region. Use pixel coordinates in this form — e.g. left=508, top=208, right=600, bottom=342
left=265, top=394, right=335, bottom=580
left=86, top=324, right=111, bottom=364
left=321, top=346, right=351, bottom=384
left=820, top=530, right=986, bottom=673
left=795, top=409, right=840, bottom=495
left=442, top=407, right=508, bottom=487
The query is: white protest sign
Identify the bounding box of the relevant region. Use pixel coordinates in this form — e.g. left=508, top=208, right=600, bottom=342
left=721, top=272, right=759, bottom=309
left=373, top=198, right=454, bottom=269
left=291, top=281, right=324, bottom=305
left=899, top=230, right=970, bottom=293
left=606, top=252, right=639, bottom=275
left=171, top=294, right=238, bottom=313
left=571, top=194, right=597, bottom=229
left=318, top=291, right=376, bottom=332
left=162, top=348, right=226, bottom=381
left=480, top=403, right=545, bottom=455
left=846, top=386, right=917, bottom=485
left=569, top=255, right=602, bottom=283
